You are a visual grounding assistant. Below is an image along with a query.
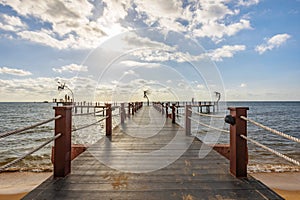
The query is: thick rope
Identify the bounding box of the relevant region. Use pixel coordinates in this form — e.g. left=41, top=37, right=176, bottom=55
left=0, top=115, right=62, bottom=139
left=240, top=116, right=300, bottom=144
left=73, top=110, right=105, bottom=116
left=0, top=133, right=62, bottom=172
left=189, top=117, right=229, bottom=133
left=72, top=117, right=107, bottom=132
left=240, top=135, right=300, bottom=166
left=176, top=114, right=185, bottom=118
left=189, top=109, right=224, bottom=119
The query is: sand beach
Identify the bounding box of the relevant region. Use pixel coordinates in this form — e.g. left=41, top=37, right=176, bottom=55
left=0, top=172, right=51, bottom=200
left=251, top=172, right=300, bottom=200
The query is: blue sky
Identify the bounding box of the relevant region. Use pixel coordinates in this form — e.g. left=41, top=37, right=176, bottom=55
left=0, top=0, right=299, bottom=102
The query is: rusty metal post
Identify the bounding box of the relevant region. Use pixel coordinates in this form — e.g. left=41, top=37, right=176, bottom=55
left=121, top=103, right=125, bottom=124
left=228, top=107, right=249, bottom=178
left=53, top=106, right=72, bottom=178
left=105, top=104, right=112, bottom=136
left=185, top=105, right=191, bottom=135
left=172, top=103, right=176, bottom=124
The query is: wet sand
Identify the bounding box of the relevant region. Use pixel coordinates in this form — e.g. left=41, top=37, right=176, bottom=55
left=251, top=172, right=300, bottom=200
left=0, top=172, right=299, bottom=200
left=0, top=193, right=27, bottom=200
left=0, top=172, right=51, bottom=200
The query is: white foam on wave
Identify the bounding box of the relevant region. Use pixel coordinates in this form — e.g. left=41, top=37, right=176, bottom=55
left=248, top=164, right=300, bottom=173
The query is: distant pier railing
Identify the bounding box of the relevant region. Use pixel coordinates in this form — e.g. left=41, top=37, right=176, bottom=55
left=53, top=102, right=143, bottom=176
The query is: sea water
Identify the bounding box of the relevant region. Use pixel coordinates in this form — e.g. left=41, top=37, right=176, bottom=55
left=0, top=102, right=299, bottom=172
left=0, top=102, right=119, bottom=172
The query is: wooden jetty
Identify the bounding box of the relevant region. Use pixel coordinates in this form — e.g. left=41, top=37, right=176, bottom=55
left=23, top=105, right=282, bottom=200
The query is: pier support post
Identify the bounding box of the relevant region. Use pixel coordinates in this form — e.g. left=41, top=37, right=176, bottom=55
left=165, top=103, right=169, bottom=118
left=228, top=107, right=249, bottom=178
left=53, top=106, right=72, bottom=178
left=185, top=105, right=191, bottom=135
left=131, top=102, right=135, bottom=116
left=128, top=103, right=131, bottom=118
left=172, top=103, right=176, bottom=124
left=75, top=103, right=77, bottom=113
left=106, top=104, right=112, bottom=136
left=121, top=103, right=125, bottom=124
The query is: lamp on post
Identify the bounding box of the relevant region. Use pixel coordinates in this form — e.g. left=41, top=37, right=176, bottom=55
left=57, top=81, right=74, bottom=104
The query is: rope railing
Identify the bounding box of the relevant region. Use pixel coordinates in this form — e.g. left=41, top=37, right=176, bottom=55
left=176, top=113, right=185, bottom=118
left=0, top=102, right=139, bottom=177
left=0, top=133, right=62, bottom=172
left=0, top=115, right=62, bottom=139
left=240, top=116, right=300, bottom=144
left=189, top=109, right=224, bottom=119
left=73, top=109, right=105, bottom=116
left=225, top=107, right=299, bottom=178
left=72, top=117, right=108, bottom=132
left=189, top=117, right=229, bottom=133
left=240, top=135, right=300, bottom=166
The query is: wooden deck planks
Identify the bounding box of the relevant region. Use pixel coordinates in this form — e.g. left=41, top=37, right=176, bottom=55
left=23, top=106, right=283, bottom=200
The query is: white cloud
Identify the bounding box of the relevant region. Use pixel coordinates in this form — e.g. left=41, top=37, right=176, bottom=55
left=238, top=0, right=260, bottom=7
left=197, top=84, right=205, bottom=89
left=240, top=83, right=247, bottom=88
left=206, top=45, right=246, bottom=61
left=120, top=60, right=161, bottom=68
left=134, top=0, right=185, bottom=31
left=255, top=33, right=291, bottom=54
left=18, top=29, right=71, bottom=49
left=124, top=70, right=136, bottom=75
left=0, top=14, right=27, bottom=32
left=130, top=44, right=246, bottom=63
left=0, top=66, right=32, bottom=76
left=0, top=0, right=121, bottom=49
left=52, top=64, right=88, bottom=73
left=193, top=19, right=251, bottom=42
left=0, top=77, right=57, bottom=101
left=0, top=0, right=255, bottom=49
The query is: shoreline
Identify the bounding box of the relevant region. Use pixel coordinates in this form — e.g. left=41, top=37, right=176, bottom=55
left=0, top=171, right=299, bottom=200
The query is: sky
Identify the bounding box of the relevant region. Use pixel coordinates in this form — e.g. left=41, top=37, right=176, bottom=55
left=0, top=0, right=299, bottom=102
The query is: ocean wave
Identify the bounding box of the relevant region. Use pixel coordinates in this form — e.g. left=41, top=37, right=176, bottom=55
left=248, top=164, right=300, bottom=173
